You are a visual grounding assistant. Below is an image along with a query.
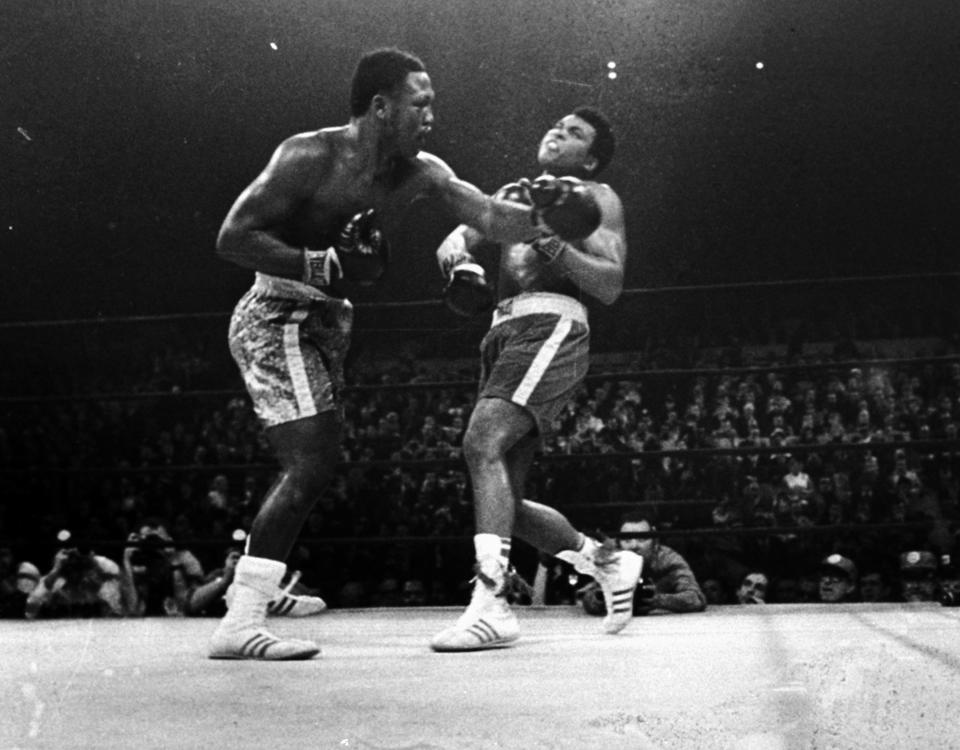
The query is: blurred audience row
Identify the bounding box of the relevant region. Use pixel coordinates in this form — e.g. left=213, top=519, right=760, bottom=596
left=2, top=333, right=960, bottom=615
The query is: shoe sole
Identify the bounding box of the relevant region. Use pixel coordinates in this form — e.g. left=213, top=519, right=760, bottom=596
left=208, top=648, right=320, bottom=661
left=208, top=631, right=321, bottom=660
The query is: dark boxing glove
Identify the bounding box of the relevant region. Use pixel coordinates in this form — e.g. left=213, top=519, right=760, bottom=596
left=337, top=209, right=390, bottom=285
left=522, top=175, right=601, bottom=241
left=443, top=261, right=495, bottom=317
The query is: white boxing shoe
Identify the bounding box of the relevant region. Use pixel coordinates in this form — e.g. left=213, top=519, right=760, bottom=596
left=226, top=569, right=327, bottom=617
left=592, top=548, right=643, bottom=634
left=431, top=568, right=519, bottom=652
left=208, top=626, right=320, bottom=660
left=209, top=556, right=320, bottom=660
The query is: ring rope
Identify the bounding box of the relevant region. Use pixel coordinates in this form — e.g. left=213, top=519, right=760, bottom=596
left=0, top=521, right=935, bottom=554
left=3, top=354, right=959, bottom=405
left=0, top=271, right=954, bottom=330
left=2, top=439, right=956, bottom=477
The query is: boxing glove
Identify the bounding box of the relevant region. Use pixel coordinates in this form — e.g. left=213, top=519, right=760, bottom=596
left=444, top=262, right=495, bottom=317
left=523, top=175, right=601, bottom=241
left=336, top=209, right=390, bottom=285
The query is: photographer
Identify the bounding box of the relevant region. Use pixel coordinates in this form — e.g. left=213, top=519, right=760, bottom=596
left=25, top=547, right=124, bottom=619
left=580, top=512, right=706, bottom=617
left=119, top=520, right=204, bottom=616
left=187, top=546, right=242, bottom=617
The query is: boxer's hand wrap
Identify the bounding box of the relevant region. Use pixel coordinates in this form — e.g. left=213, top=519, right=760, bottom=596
left=302, top=247, right=343, bottom=288
left=444, top=262, right=495, bottom=317
left=520, top=175, right=601, bottom=241
left=336, top=209, right=390, bottom=285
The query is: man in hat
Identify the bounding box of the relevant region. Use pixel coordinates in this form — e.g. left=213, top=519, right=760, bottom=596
left=898, top=550, right=938, bottom=602
left=818, top=553, right=858, bottom=603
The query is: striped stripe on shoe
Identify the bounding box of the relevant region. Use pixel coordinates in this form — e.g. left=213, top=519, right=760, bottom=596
left=430, top=616, right=519, bottom=652
left=208, top=628, right=320, bottom=660
left=599, top=550, right=644, bottom=634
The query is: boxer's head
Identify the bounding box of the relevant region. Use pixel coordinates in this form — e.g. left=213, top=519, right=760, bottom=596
left=351, top=47, right=427, bottom=117
left=538, top=107, right=615, bottom=179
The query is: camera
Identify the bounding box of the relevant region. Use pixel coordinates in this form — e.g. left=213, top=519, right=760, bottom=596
left=130, top=532, right=170, bottom=567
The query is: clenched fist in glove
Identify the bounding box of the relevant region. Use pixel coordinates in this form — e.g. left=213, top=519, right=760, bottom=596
left=522, top=175, right=601, bottom=241
left=443, top=261, right=495, bottom=318
left=302, top=209, right=390, bottom=288
left=336, top=209, right=390, bottom=285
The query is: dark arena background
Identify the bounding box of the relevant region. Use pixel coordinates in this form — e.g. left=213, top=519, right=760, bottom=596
left=2, top=1, right=960, bottom=748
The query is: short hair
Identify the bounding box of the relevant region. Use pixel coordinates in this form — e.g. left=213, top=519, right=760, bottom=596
left=619, top=511, right=655, bottom=529
left=350, top=47, right=426, bottom=117
left=573, top=106, right=615, bottom=177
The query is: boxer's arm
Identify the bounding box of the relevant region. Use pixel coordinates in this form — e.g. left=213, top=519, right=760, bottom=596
left=436, top=224, right=485, bottom=277
left=419, top=153, right=535, bottom=245
left=216, top=134, right=325, bottom=278
left=535, top=184, right=627, bottom=305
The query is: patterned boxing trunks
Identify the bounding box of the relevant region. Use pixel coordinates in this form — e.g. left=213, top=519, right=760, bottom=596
left=228, top=274, right=354, bottom=428
left=478, top=292, right=590, bottom=435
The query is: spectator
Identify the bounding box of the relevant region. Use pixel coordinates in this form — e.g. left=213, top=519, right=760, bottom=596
left=859, top=567, right=894, bottom=603
left=0, top=549, right=41, bottom=618
left=769, top=575, right=800, bottom=603
left=25, top=547, right=124, bottom=619
left=581, top=513, right=706, bottom=616
left=937, top=554, right=960, bottom=606
left=187, top=546, right=243, bottom=617
left=700, top=577, right=730, bottom=606
left=735, top=572, right=769, bottom=604
left=119, top=519, right=205, bottom=616
left=898, top=550, right=938, bottom=603
left=817, top=554, right=858, bottom=603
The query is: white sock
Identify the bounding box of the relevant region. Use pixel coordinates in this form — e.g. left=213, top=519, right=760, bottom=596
left=222, top=555, right=286, bottom=629
left=555, top=534, right=600, bottom=575
left=474, top=533, right=510, bottom=586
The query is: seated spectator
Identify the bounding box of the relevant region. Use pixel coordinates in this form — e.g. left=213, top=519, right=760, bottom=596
left=700, top=577, right=730, bottom=606
left=769, top=575, right=800, bottom=603
left=187, top=546, right=242, bottom=617
left=938, top=554, right=960, bottom=606
left=735, top=572, right=769, bottom=604
left=898, top=550, right=939, bottom=603
left=817, top=554, right=858, bottom=603
left=858, top=566, right=894, bottom=603
left=25, top=546, right=124, bottom=619
left=0, top=547, right=41, bottom=618
left=581, top=512, right=706, bottom=616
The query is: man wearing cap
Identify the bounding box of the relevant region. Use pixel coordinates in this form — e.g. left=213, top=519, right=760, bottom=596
left=818, top=553, right=858, bottom=603
left=898, top=550, right=938, bottom=602
left=0, top=547, right=41, bottom=618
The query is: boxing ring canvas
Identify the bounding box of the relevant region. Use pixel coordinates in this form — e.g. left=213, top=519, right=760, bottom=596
left=2, top=603, right=957, bottom=749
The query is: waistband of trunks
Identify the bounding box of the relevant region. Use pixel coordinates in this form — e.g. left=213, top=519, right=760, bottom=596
left=252, top=272, right=345, bottom=304
left=491, top=292, right=588, bottom=328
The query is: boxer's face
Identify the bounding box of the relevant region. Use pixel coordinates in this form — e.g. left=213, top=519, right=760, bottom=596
left=538, top=114, right=597, bottom=176
left=382, top=71, right=435, bottom=157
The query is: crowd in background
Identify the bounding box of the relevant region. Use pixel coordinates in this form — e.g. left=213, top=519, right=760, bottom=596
left=2, top=312, right=960, bottom=616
